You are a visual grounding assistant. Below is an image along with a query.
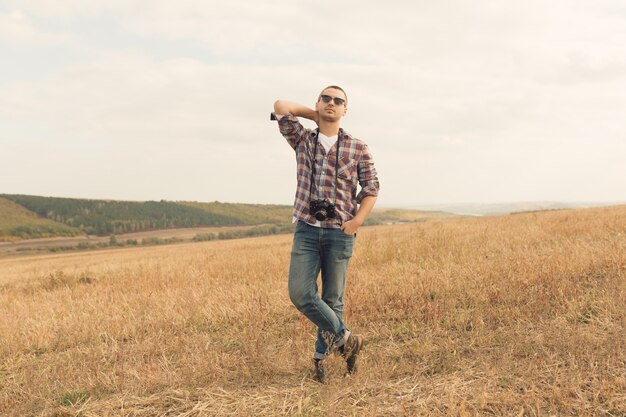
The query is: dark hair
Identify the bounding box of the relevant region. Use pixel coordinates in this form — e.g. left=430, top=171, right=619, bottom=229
left=319, top=85, right=348, bottom=104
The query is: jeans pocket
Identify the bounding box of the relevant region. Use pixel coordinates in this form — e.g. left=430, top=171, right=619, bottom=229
left=332, top=229, right=355, bottom=259
left=340, top=230, right=356, bottom=238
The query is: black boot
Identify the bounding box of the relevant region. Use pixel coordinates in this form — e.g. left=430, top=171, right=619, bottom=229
left=313, top=359, right=326, bottom=383
left=343, top=334, right=364, bottom=375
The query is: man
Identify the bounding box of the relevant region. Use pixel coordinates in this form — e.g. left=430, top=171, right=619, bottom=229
left=272, top=86, right=379, bottom=383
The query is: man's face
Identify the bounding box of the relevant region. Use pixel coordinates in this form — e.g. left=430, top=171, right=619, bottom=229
left=315, top=88, right=347, bottom=122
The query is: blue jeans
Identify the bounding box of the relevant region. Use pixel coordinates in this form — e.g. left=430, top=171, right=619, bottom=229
left=288, top=221, right=355, bottom=360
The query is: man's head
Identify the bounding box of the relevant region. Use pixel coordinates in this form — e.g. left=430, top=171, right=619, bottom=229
left=316, top=85, right=348, bottom=122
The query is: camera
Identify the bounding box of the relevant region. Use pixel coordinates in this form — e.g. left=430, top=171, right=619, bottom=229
left=310, top=199, right=336, bottom=221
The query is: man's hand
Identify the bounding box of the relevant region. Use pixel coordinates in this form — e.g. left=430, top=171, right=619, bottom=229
left=312, top=110, right=320, bottom=126
left=340, top=218, right=362, bottom=236
left=340, top=196, right=377, bottom=236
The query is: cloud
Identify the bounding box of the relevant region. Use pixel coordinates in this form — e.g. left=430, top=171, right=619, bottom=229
left=0, top=53, right=307, bottom=144
left=0, top=9, right=72, bottom=44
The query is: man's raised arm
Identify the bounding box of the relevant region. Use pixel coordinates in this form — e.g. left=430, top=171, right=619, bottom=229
left=274, top=100, right=319, bottom=124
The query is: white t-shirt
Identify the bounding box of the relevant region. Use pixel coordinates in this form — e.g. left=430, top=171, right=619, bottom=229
left=317, top=132, right=338, bottom=153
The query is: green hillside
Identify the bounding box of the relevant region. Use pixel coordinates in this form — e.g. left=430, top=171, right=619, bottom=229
left=0, top=197, right=82, bottom=241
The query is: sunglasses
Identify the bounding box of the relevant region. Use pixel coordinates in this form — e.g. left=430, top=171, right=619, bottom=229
left=319, top=95, right=346, bottom=106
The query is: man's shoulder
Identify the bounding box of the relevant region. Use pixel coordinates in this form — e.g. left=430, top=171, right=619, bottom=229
left=341, top=130, right=369, bottom=149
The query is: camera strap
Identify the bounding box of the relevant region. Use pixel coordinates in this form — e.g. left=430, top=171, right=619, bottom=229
left=309, top=128, right=340, bottom=206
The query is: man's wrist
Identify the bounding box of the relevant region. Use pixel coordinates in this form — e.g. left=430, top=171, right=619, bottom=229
left=295, top=108, right=317, bottom=122
left=351, top=216, right=364, bottom=226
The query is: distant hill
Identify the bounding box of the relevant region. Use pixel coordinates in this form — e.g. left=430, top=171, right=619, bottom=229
left=0, top=194, right=296, bottom=239
left=1, top=194, right=455, bottom=242
left=0, top=197, right=82, bottom=241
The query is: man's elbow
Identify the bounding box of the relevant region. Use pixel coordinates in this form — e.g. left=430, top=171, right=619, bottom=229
left=274, top=100, right=289, bottom=115
left=357, top=190, right=379, bottom=205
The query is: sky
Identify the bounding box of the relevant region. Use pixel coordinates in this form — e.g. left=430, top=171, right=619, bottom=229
left=1, top=1, right=625, bottom=207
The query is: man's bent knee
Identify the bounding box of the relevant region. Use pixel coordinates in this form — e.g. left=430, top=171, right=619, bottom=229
left=289, top=286, right=311, bottom=311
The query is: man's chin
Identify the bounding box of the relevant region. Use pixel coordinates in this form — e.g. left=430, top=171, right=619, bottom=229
left=320, top=114, right=340, bottom=123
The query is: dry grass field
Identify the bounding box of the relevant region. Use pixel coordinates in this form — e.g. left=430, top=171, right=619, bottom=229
left=1, top=206, right=625, bottom=416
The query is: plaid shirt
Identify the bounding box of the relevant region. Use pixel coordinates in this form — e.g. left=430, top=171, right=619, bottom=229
left=275, top=113, right=380, bottom=228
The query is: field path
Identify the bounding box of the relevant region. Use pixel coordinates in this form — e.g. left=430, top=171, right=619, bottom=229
left=0, top=224, right=270, bottom=255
